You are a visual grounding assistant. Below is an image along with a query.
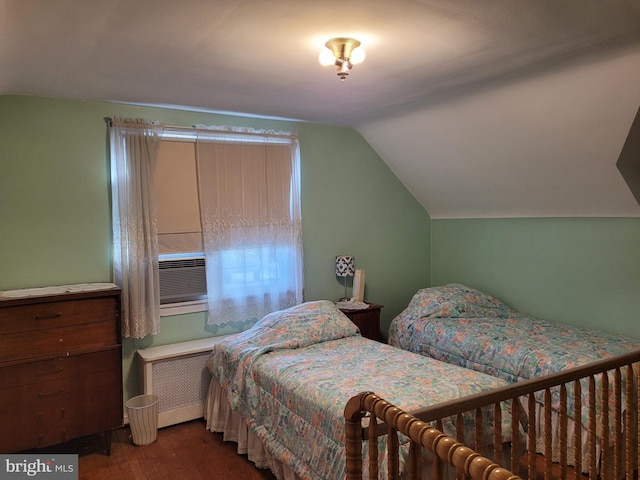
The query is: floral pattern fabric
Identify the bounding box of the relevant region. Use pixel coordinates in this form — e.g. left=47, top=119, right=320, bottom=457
left=388, top=283, right=640, bottom=427
left=208, top=300, right=511, bottom=480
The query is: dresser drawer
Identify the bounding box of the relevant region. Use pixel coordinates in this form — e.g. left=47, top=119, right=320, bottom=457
left=0, top=373, right=122, bottom=452
left=0, top=349, right=122, bottom=410
left=0, top=378, right=121, bottom=434
left=0, top=357, right=77, bottom=389
left=0, top=297, right=117, bottom=335
left=0, top=405, right=122, bottom=452
left=0, top=321, right=118, bottom=363
left=0, top=367, right=121, bottom=411
left=0, top=348, right=120, bottom=389
left=0, top=347, right=123, bottom=452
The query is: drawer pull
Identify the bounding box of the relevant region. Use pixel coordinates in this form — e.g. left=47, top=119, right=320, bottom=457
left=37, top=367, right=64, bottom=376
left=38, top=387, right=65, bottom=398
left=35, top=312, right=62, bottom=320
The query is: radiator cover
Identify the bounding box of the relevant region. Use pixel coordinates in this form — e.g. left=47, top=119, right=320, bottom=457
left=136, top=336, right=232, bottom=428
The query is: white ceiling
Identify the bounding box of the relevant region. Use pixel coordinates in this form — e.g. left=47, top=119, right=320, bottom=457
left=3, top=0, right=640, bottom=217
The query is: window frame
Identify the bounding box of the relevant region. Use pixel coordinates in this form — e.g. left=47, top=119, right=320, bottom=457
left=156, top=127, right=301, bottom=318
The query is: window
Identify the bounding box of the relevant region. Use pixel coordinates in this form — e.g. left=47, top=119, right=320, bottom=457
left=154, top=127, right=303, bottom=327
left=155, top=140, right=206, bottom=311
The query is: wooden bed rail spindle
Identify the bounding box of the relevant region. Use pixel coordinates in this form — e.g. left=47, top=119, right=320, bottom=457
left=625, top=363, right=634, bottom=479
left=613, top=367, right=622, bottom=480
left=369, top=412, right=379, bottom=480
left=345, top=392, right=522, bottom=480
left=573, top=379, right=582, bottom=478
left=544, top=387, right=552, bottom=480
left=395, top=411, right=422, bottom=480
left=388, top=424, right=400, bottom=480
left=407, top=440, right=420, bottom=480
left=510, top=397, right=522, bottom=478
left=527, top=393, right=537, bottom=480
left=600, top=370, right=610, bottom=480
left=588, top=375, right=597, bottom=479
left=494, top=402, right=503, bottom=467
left=456, top=413, right=464, bottom=445
left=344, top=393, right=367, bottom=480
left=474, top=407, right=483, bottom=453
left=559, top=383, right=568, bottom=479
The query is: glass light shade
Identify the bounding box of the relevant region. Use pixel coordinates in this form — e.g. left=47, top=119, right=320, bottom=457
left=319, top=49, right=336, bottom=66
left=350, top=47, right=366, bottom=65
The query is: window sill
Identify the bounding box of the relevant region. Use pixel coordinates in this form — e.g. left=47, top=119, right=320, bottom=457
left=160, top=299, right=207, bottom=317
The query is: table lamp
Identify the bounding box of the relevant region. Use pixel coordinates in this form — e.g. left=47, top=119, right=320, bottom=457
left=335, top=255, right=355, bottom=301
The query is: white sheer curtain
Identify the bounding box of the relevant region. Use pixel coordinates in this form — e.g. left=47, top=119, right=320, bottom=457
left=195, top=127, right=303, bottom=326
left=110, top=117, right=164, bottom=338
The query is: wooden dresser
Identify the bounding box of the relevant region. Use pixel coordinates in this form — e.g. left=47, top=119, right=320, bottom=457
left=0, top=285, right=123, bottom=454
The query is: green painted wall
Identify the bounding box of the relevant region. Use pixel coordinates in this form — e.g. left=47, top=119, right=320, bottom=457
left=0, top=95, right=430, bottom=402
left=431, top=217, right=640, bottom=338
left=3, top=94, right=639, bottom=413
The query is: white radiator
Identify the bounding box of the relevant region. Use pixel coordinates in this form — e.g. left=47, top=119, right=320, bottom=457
left=136, top=336, right=233, bottom=428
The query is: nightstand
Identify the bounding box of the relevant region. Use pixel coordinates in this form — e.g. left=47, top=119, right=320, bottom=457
left=339, top=303, right=383, bottom=342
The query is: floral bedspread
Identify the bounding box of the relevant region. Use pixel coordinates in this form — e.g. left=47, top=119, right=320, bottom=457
left=208, top=300, right=511, bottom=480
left=388, top=283, right=640, bottom=427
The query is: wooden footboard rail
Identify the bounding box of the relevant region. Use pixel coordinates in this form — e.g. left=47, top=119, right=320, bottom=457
left=345, top=391, right=520, bottom=480
left=344, top=348, right=640, bottom=480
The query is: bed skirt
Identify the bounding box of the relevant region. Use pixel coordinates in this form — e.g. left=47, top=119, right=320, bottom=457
left=205, top=377, right=302, bottom=480
left=205, top=376, right=512, bottom=480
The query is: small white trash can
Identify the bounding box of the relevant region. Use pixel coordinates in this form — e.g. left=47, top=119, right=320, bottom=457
left=126, top=394, right=159, bottom=445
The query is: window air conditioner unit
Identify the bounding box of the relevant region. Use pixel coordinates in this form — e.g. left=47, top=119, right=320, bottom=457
left=159, top=257, right=207, bottom=304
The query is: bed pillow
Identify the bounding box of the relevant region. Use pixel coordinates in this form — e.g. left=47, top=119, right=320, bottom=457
left=407, top=283, right=515, bottom=318
left=252, top=300, right=360, bottom=342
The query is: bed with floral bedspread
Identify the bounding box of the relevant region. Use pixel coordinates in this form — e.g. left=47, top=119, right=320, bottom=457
left=388, top=283, right=639, bottom=385
left=206, top=299, right=512, bottom=480
left=388, top=283, right=640, bottom=469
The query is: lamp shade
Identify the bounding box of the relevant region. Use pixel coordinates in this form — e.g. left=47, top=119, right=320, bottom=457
left=335, top=255, right=355, bottom=277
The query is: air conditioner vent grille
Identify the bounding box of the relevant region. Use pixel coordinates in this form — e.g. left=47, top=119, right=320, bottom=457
left=159, top=257, right=207, bottom=304
left=159, top=258, right=205, bottom=270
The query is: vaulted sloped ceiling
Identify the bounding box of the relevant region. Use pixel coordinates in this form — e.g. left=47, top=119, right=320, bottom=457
left=2, top=0, right=640, bottom=218
left=358, top=46, right=640, bottom=218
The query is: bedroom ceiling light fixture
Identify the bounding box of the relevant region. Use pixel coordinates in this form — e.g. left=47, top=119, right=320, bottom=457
left=319, top=37, right=365, bottom=81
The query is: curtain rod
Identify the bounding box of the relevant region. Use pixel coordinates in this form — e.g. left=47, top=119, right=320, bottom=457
left=107, top=118, right=297, bottom=139
left=105, top=117, right=298, bottom=140
left=183, top=125, right=297, bottom=139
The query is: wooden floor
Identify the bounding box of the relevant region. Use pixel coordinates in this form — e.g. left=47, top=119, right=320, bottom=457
left=32, top=419, right=276, bottom=480
left=25, top=420, right=593, bottom=480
